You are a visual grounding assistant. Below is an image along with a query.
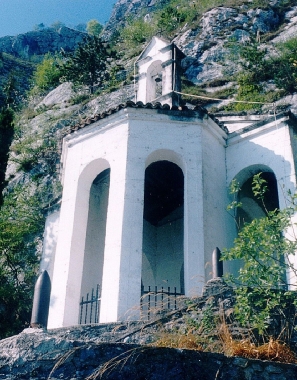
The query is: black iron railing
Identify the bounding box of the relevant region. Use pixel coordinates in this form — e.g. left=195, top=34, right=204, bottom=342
left=140, top=285, right=183, bottom=321
left=79, top=284, right=184, bottom=324
left=79, top=284, right=100, bottom=324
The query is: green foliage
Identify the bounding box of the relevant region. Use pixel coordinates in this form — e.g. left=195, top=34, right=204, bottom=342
left=227, top=37, right=297, bottom=109
left=34, top=23, right=46, bottom=31
left=12, top=127, right=58, bottom=175
left=59, top=35, right=115, bottom=93
left=86, top=19, right=103, bottom=36
left=222, top=174, right=297, bottom=336
left=268, top=37, right=297, bottom=94
left=32, top=53, right=62, bottom=91
left=50, top=21, right=65, bottom=31
left=69, top=93, right=90, bottom=105
left=233, top=72, right=266, bottom=111
left=156, top=5, right=188, bottom=34
left=121, top=18, right=156, bottom=47
left=0, top=183, right=45, bottom=338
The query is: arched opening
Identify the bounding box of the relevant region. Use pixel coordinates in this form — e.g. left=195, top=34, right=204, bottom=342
left=142, top=160, right=184, bottom=293
left=80, top=168, right=110, bottom=322
left=227, top=168, right=284, bottom=282
left=237, top=171, right=279, bottom=227
left=146, top=60, right=163, bottom=102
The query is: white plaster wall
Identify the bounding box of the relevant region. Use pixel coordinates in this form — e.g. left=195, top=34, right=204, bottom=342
left=201, top=121, right=231, bottom=279
left=40, top=210, right=60, bottom=281
left=227, top=120, right=296, bottom=209
left=48, top=115, right=129, bottom=328
left=142, top=216, right=184, bottom=292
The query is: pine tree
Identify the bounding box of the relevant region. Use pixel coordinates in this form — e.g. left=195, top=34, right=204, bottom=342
left=60, top=35, right=115, bottom=94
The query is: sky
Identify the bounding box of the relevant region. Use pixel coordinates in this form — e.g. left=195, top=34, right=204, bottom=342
left=0, top=0, right=116, bottom=38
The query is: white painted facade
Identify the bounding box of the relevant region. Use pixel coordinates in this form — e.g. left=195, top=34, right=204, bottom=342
left=43, top=38, right=297, bottom=328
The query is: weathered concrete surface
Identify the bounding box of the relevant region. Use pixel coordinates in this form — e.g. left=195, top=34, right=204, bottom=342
left=0, top=327, right=297, bottom=379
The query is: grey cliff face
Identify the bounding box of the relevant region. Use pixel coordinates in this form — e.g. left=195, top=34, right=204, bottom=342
left=0, top=27, right=85, bottom=59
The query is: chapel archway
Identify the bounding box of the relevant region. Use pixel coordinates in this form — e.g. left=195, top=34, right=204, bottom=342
left=141, top=160, right=184, bottom=294
left=80, top=168, right=110, bottom=322
left=236, top=170, right=279, bottom=228
left=227, top=167, right=281, bottom=280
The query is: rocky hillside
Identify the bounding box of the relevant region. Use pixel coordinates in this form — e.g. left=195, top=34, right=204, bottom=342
left=0, top=27, right=86, bottom=107
left=0, top=26, right=85, bottom=60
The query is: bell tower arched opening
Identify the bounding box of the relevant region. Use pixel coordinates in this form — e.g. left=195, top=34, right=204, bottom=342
left=142, top=160, right=184, bottom=293
left=146, top=60, right=163, bottom=102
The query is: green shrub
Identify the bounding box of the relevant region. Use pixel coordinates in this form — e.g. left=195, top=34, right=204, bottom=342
left=32, top=53, right=62, bottom=91
left=121, top=18, right=156, bottom=47
left=222, top=174, right=297, bottom=337
left=0, top=183, right=46, bottom=338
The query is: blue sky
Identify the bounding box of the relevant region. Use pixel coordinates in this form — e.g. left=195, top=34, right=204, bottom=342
left=0, top=0, right=116, bottom=37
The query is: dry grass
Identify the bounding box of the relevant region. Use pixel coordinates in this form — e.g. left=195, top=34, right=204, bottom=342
left=152, top=322, right=297, bottom=364
left=219, top=323, right=297, bottom=364
left=152, top=332, right=203, bottom=350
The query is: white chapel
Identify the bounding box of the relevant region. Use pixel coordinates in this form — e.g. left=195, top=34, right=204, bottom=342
left=38, top=37, right=297, bottom=329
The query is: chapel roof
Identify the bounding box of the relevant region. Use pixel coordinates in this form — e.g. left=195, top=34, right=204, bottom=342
left=63, top=100, right=228, bottom=136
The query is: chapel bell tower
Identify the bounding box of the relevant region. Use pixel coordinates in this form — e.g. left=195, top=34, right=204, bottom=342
left=135, top=36, right=184, bottom=106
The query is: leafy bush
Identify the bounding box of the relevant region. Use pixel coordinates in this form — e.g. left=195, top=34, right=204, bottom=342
left=156, top=5, right=189, bottom=34
left=267, top=37, right=297, bottom=94
left=86, top=19, right=103, bottom=36
left=222, top=174, right=297, bottom=337
left=0, top=183, right=45, bottom=338
left=32, top=53, right=62, bottom=91
left=121, top=18, right=156, bottom=47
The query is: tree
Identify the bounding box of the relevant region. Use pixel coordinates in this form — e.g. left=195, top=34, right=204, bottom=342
left=86, top=19, right=103, bottom=36
left=50, top=21, right=65, bottom=32
left=60, top=35, right=115, bottom=94
left=0, top=183, right=45, bottom=338
left=74, top=23, right=87, bottom=32
left=267, top=37, right=297, bottom=94
left=34, top=23, right=46, bottom=31
left=32, top=53, right=62, bottom=91
left=157, top=6, right=187, bottom=34
left=222, top=174, right=297, bottom=337
left=122, top=18, right=155, bottom=46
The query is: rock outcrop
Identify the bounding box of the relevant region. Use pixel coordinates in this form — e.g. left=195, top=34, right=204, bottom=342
left=0, top=27, right=85, bottom=60
left=0, top=280, right=296, bottom=379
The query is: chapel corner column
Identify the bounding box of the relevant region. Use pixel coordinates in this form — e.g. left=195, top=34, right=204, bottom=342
left=99, top=151, right=145, bottom=323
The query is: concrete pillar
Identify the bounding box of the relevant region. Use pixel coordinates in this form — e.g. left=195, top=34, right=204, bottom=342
left=99, top=153, right=145, bottom=322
